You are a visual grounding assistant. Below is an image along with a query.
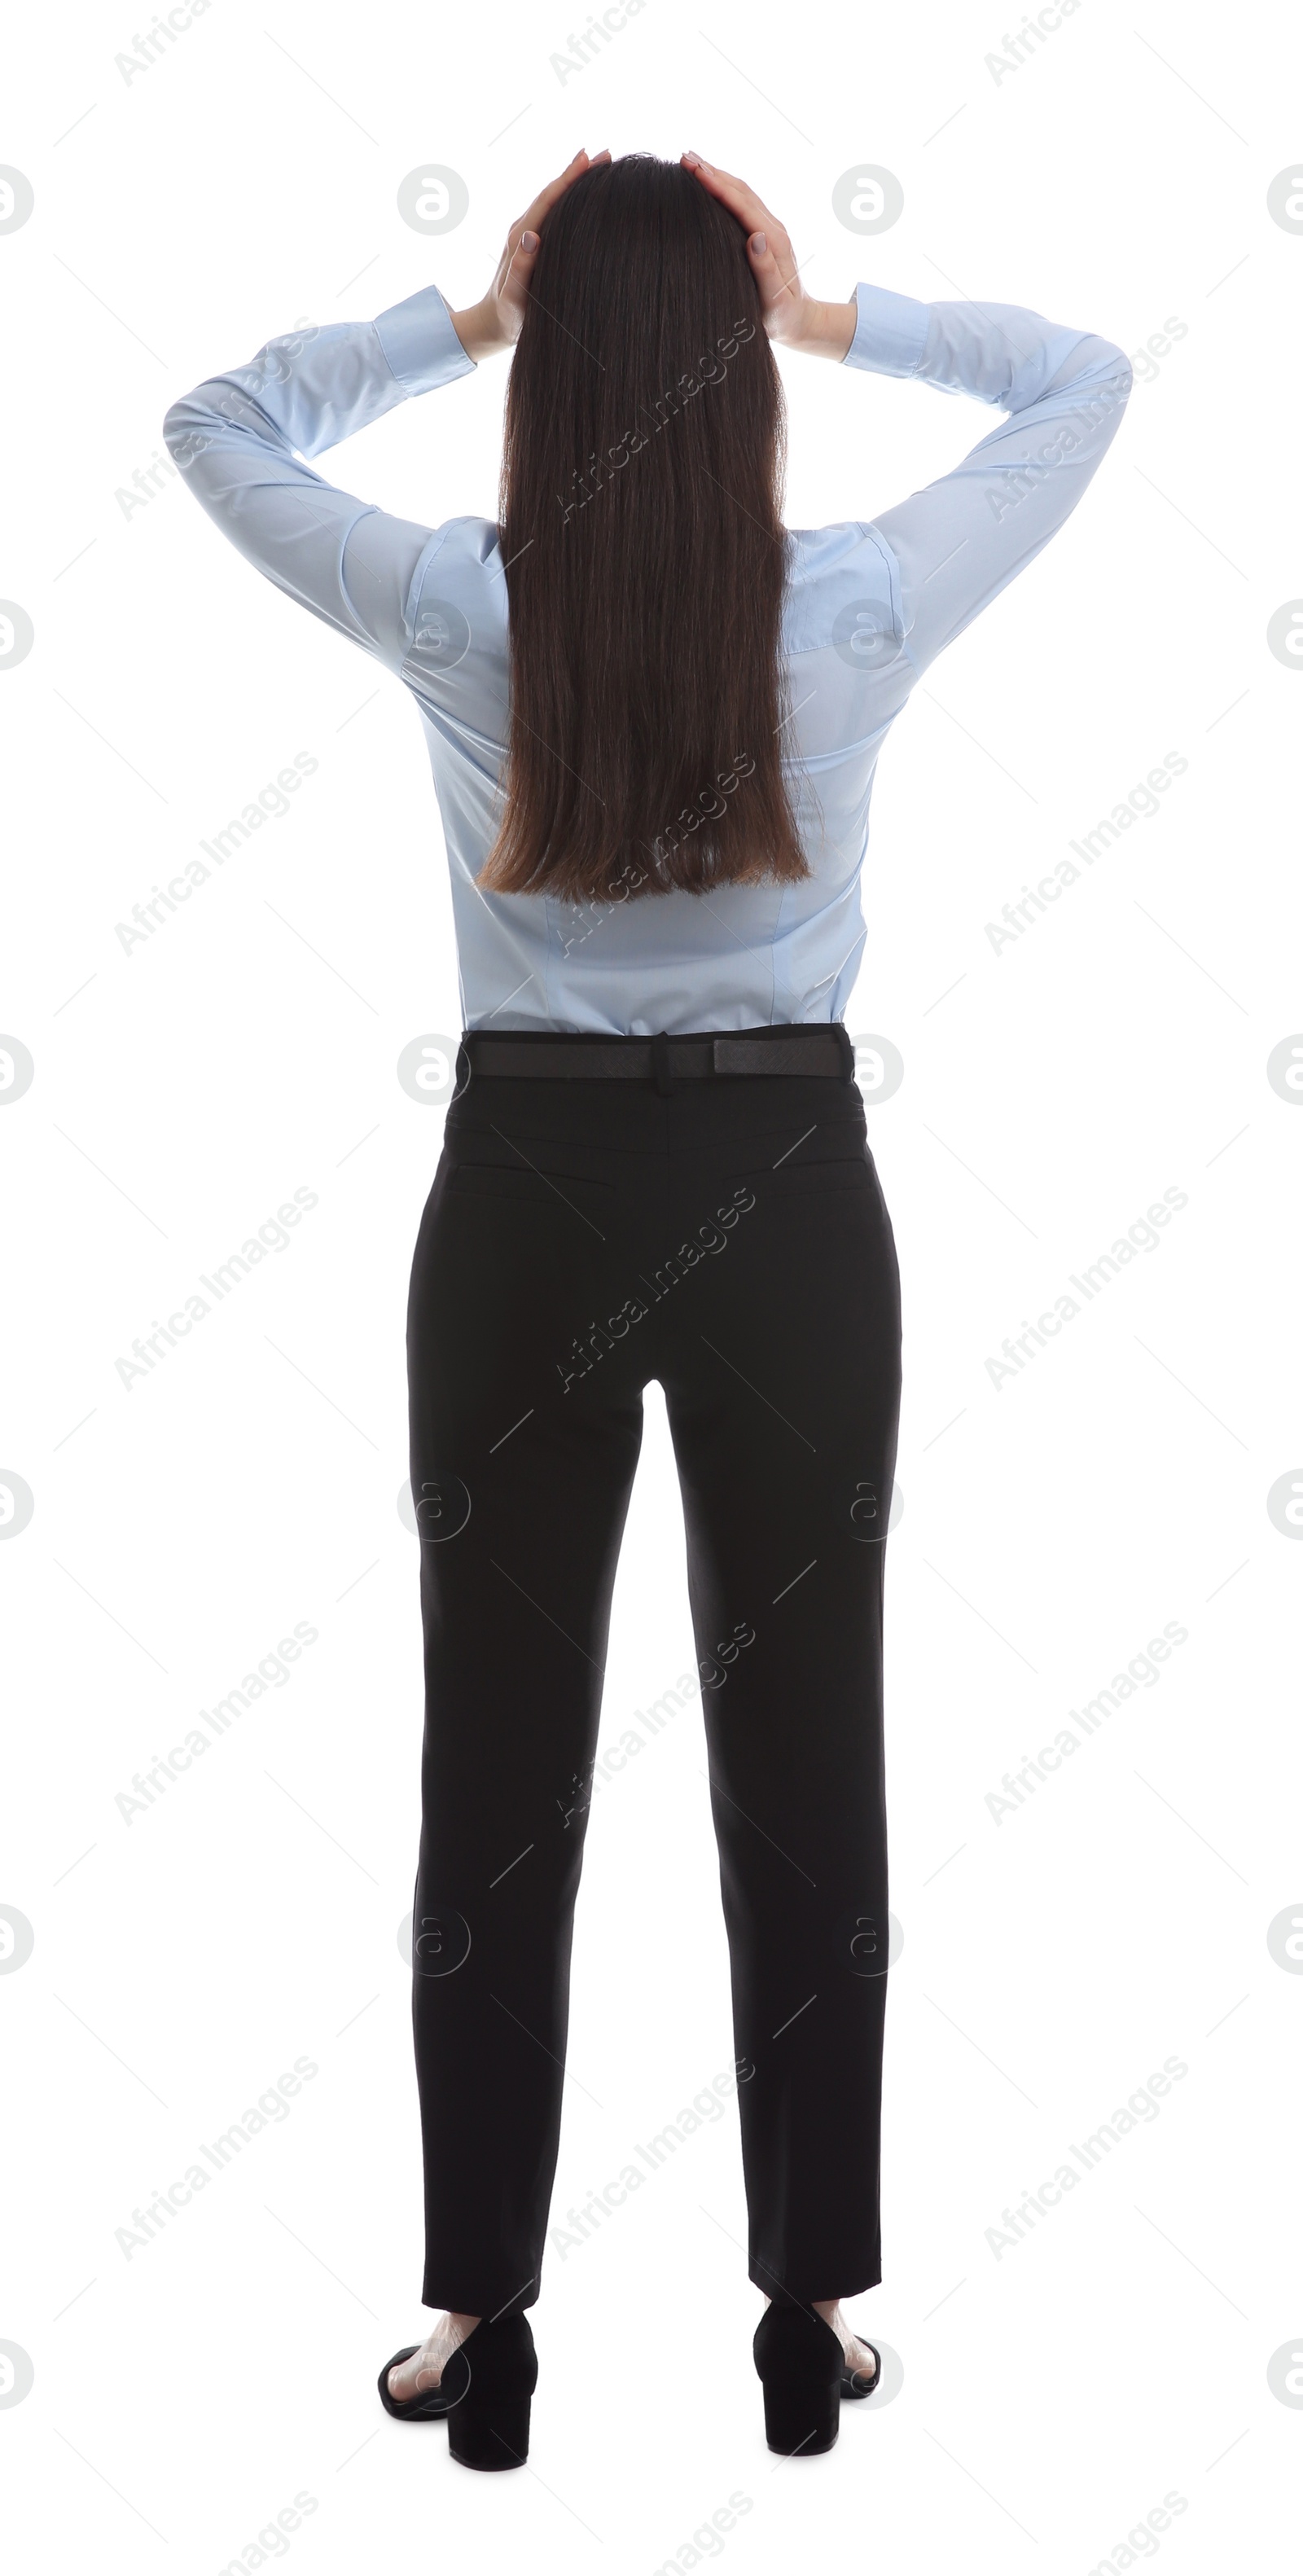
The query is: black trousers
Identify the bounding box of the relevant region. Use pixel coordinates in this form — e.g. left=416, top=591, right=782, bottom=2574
left=406, top=1034, right=902, bottom=2315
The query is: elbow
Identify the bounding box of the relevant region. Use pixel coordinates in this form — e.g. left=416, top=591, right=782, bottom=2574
left=1102, top=349, right=1134, bottom=443
left=1064, top=332, right=1133, bottom=403
left=161, top=391, right=210, bottom=474
left=1095, top=337, right=1134, bottom=410
left=1067, top=340, right=1134, bottom=445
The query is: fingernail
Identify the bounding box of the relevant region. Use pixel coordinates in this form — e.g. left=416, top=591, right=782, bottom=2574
left=683, top=149, right=701, bottom=167
left=749, top=232, right=766, bottom=254
left=522, top=230, right=539, bottom=250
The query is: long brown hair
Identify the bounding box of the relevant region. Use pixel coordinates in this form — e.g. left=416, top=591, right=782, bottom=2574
left=479, top=152, right=808, bottom=904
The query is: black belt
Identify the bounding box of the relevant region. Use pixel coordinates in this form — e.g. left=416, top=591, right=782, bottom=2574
left=461, top=1025, right=853, bottom=1086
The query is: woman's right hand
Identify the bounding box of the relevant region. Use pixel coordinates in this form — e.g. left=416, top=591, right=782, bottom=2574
left=681, top=153, right=858, bottom=360
left=450, top=147, right=611, bottom=361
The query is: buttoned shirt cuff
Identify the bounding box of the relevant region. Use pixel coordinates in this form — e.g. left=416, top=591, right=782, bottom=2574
left=374, top=281, right=477, bottom=391
left=842, top=280, right=930, bottom=379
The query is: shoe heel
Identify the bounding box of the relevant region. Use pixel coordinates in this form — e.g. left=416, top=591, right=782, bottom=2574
left=442, top=2314, right=537, bottom=2472
left=753, top=2301, right=843, bottom=2457
left=761, top=2377, right=840, bottom=2457
left=447, top=2390, right=532, bottom=2470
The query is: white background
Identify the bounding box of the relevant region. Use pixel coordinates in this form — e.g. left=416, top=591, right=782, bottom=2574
left=2, top=0, right=1301, bottom=2568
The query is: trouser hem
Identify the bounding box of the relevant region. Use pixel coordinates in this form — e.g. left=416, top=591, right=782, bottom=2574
left=749, top=2261, right=882, bottom=2304
left=422, top=2275, right=540, bottom=2315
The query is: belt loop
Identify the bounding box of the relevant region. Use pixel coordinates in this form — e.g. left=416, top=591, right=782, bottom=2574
left=836, top=1024, right=855, bottom=1082
left=652, top=1030, right=677, bottom=1097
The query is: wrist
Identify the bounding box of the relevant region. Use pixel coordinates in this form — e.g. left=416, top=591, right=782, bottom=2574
left=783, top=296, right=858, bottom=361
left=448, top=296, right=507, bottom=362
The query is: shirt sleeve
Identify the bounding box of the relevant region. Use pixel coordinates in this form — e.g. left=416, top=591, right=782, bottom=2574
left=161, top=282, right=477, bottom=674
left=842, top=280, right=1133, bottom=678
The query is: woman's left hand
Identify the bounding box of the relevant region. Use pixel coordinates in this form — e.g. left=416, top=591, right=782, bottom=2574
left=681, top=153, right=857, bottom=358
left=450, top=147, right=611, bottom=359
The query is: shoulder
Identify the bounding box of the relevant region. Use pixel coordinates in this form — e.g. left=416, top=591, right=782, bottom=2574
left=402, top=515, right=507, bottom=676
left=410, top=513, right=503, bottom=594
left=782, top=521, right=905, bottom=666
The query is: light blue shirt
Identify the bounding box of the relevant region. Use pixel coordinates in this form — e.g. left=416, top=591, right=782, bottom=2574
left=164, top=279, right=1131, bottom=1034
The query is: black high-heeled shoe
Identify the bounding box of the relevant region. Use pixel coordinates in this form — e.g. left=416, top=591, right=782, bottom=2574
left=753, top=2302, right=845, bottom=2455
left=377, top=2314, right=538, bottom=2469
left=753, top=2304, right=881, bottom=2452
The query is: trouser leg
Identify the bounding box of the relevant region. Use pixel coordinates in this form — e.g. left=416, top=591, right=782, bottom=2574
left=405, top=1148, right=646, bottom=2315
left=660, top=1135, right=902, bottom=2302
